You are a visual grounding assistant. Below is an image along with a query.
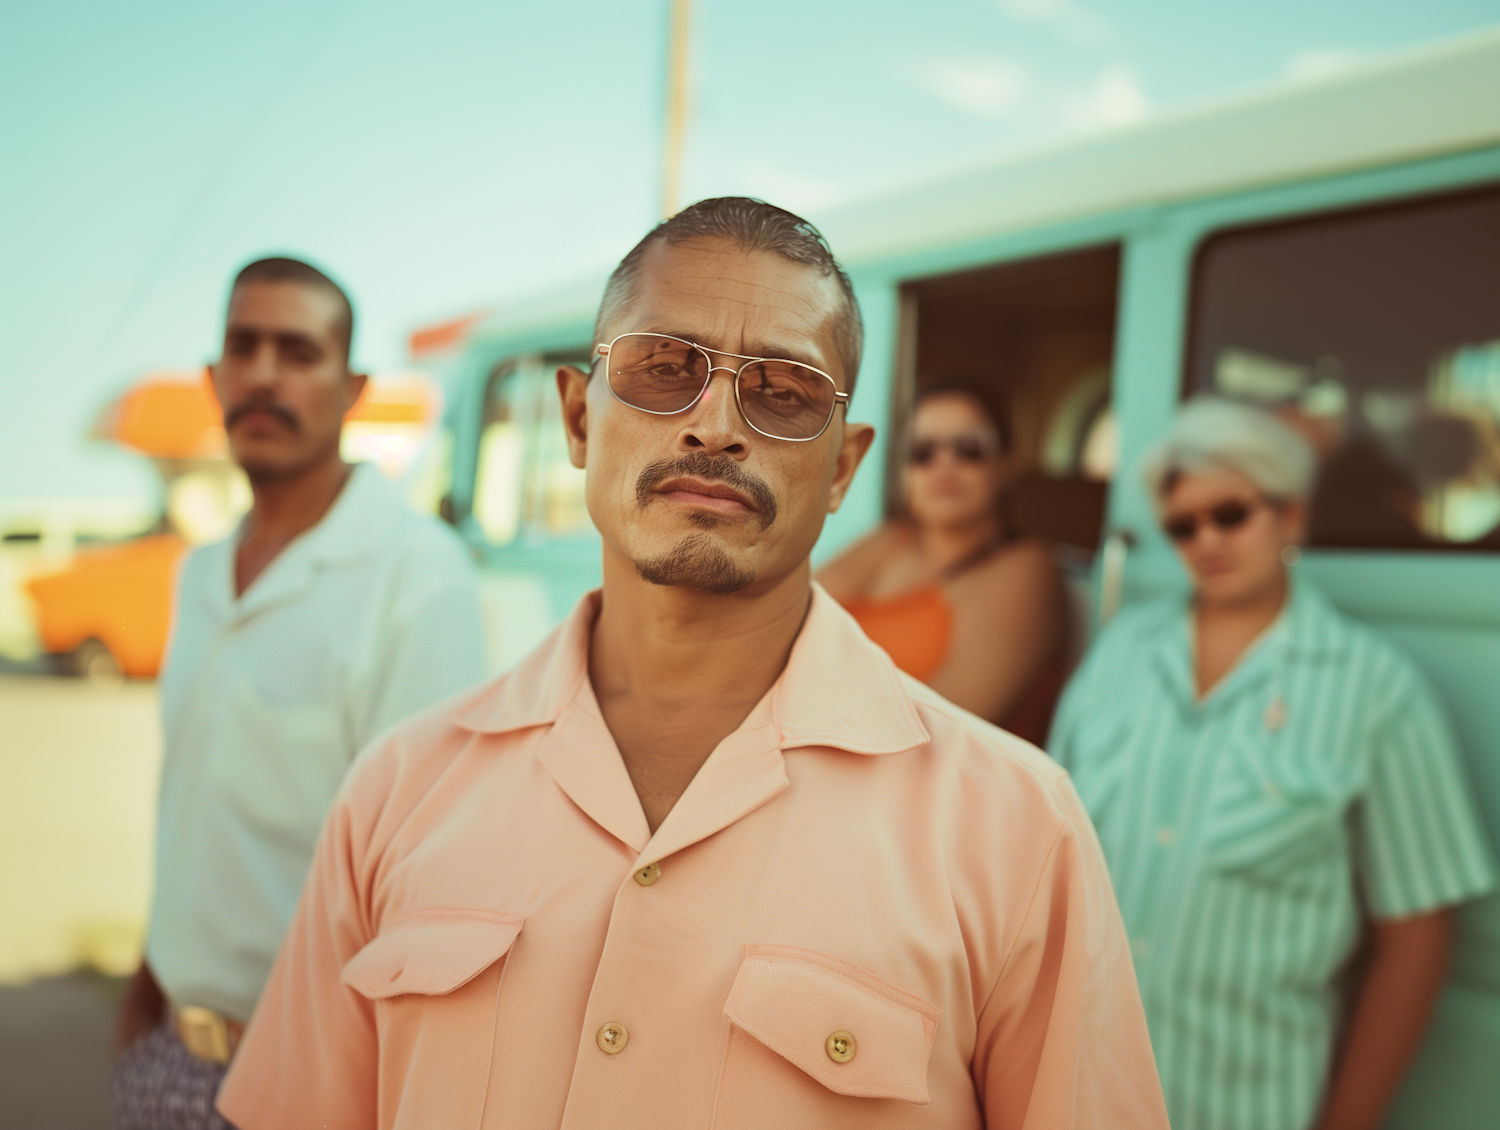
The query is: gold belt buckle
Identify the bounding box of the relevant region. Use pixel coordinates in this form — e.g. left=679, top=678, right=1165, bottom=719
left=177, top=1006, right=232, bottom=1065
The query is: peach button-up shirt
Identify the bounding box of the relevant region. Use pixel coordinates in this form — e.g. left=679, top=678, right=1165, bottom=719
left=218, top=585, right=1166, bottom=1130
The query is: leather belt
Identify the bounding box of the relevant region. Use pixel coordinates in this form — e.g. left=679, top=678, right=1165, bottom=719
left=172, top=1004, right=245, bottom=1065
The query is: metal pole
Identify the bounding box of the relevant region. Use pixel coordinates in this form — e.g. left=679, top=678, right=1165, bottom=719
left=662, top=0, right=692, bottom=219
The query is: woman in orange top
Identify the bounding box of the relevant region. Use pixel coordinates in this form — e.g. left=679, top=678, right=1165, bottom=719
left=818, top=383, right=1068, bottom=744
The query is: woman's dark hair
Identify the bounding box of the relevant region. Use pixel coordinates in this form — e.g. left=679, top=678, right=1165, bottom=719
left=914, top=379, right=1012, bottom=453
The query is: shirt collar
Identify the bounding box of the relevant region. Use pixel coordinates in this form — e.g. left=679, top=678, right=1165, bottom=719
left=291, top=462, right=399, bottom=568
left=217, top=463, right=397, bottom=621
left=1278, top=574, right=1351, bottom=661
left=450, top=582, right=931, bottom=757
left=1144, top=571, right=1348, bottom=709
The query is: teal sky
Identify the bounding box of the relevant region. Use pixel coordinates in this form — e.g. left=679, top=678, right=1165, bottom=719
left=4, top=0, right=1498, bottom=511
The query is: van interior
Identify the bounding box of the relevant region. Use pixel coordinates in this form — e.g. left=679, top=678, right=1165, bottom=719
left=896, top=245, right=1121, bottom=558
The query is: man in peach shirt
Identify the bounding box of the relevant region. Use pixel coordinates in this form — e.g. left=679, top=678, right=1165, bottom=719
left=218, top=198, right=1166, bottom=1129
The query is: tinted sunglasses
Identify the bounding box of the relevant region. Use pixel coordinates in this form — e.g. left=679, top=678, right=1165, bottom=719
left=595, top=332, right=848, bottom=442
left=1162, top=498, right=1263, bottom=543
left=910, top=435, right=996, bottom=466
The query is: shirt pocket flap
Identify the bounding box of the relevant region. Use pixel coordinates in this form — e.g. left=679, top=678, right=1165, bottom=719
left=341, top=910, right=524, bottom=1000
left=723, top=945, right=939, bottom=1103
left=1206, top=741, right=1346, bottom=877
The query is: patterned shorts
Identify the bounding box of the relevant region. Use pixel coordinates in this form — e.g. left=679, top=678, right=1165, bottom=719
left=110, top=1022, right=240, bottom=1130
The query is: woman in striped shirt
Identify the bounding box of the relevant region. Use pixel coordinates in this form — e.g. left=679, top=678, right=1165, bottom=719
left=1050, top=398, right=1495, bottom=1130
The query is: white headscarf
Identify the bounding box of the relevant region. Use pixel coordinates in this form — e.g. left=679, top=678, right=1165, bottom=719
left=1142, top=397, right=1316, bottom=513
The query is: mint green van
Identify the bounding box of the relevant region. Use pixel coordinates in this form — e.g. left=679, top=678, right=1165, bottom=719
left=438, top=31, right=1500, bottom=1126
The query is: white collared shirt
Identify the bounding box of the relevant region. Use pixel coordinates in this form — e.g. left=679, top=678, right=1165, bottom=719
left=148, top=463, right=487, bottom=1022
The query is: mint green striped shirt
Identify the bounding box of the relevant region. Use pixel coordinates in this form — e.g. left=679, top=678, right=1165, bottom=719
left=1050, top=578, right=1496, bottom=1130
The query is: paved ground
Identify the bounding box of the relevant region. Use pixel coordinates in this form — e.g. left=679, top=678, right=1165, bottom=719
left=0, top=972, right=123, bottom=1129
left=0, top=672, right=159, bottom=1127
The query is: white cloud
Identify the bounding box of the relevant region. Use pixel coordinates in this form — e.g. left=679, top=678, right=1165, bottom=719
left=1064, top=66, right=1149, bottom=131
left=1285, top=48, right=1360, bottom=82
left=995, top=0, right=1111, bottom=50
left=909, top=56, right=1030, bottom=118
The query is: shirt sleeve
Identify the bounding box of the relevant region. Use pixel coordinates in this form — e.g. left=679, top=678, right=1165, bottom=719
left=363, top=565, right=488, bottom=746
left=216, top=773, right=380, bottom=1129
left=973, top=776, right=1169, bottom=1129
left=1357, top=669, right=1498, bottom=920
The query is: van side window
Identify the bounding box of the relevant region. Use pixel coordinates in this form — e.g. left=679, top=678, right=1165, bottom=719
left=473, top=354, right=593, bottom=546
left=1185, top=185, right=1500, bottom=549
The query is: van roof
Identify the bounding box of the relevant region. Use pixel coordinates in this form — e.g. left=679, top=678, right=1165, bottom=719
left=446, top=27, right=1500, bottom=355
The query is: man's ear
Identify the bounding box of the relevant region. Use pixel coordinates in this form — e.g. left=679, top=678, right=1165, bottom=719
left=202, top=365, right=224, bottom=413
left=827, top=422, right=876, bottom=514
left=557, top=365, right=590, bottom=469
left=344, top=371, right=370, bottom=416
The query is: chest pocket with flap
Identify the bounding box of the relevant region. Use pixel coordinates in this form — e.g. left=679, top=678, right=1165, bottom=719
left=1204, top=737, right=1350, bottom=887
left=721, top=945, right=939, bottom=1107
left=340, top=909, right=524, bottom=1130
left=341, top=909, right=524, bottom=999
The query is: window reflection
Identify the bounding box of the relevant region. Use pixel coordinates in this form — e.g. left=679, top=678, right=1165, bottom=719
left=1187, top=185, right=1500, bottom=549
left=473, top=354, right=592, bottom=545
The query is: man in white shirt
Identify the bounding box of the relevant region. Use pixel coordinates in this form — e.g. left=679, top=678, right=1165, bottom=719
left=110, top=257, right=487, bottom=1130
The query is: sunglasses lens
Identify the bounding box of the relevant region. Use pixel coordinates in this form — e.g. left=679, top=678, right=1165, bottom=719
left=954, top=437, right=987, bottom=462
left=606, top=334, right=710, bottom=413
left=1210, top=501, right=1252, bottom=531
left=1164, top=516, right=1197, bottom=542
left=737, top=361, right=837, bottom=440
left=1165, top=498, right=1257, bottom=543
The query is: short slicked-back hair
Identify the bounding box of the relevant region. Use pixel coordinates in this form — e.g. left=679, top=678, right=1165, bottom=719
left=593, top=197, right=863, bottom=397
left=231, top=257, right=355, bottom=363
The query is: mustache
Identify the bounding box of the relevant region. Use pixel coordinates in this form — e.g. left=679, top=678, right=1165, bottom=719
left=225, top=396, right=299, bottom=432
left=635, top=452, right=778, bottom=531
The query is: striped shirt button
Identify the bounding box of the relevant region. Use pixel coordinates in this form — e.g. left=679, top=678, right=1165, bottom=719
left=1155, top=826, right=1175, bottom=847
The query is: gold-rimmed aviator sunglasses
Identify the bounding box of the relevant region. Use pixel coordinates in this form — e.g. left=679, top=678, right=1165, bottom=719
left=595, top=332, right=849, bottom=442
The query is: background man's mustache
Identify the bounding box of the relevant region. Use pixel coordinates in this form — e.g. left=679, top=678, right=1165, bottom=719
left=636, top=452, right=778, bottom=530
left=225, top=398, right=300, bottom=431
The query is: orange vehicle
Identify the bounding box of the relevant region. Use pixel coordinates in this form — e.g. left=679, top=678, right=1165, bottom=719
left=27, top=370, right=440, bottom=678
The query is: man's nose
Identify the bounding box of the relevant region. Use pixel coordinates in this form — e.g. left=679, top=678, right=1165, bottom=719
left=679, top=368, right=748, bottom=456
left=242, top=339, right=280, bottom=386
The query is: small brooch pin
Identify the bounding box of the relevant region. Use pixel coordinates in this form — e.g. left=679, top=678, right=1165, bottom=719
left=1264, top=696, right=1288, bottom=731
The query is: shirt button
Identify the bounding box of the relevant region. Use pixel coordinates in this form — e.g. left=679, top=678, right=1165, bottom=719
left=1155, top=826, right=1175, bottom=847
left=633, top=862, right=661, bottom=886
left=597, top=1022, right=628, bottom=1055
left=825, top=1030, right=856, bottom=1063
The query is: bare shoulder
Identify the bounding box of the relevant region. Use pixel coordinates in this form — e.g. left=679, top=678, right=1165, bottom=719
left=815, top=522, right=910, bottom=595
left=949, top=537, right=1059, bottom=604
left=981, top=537, right=1055, bottom=578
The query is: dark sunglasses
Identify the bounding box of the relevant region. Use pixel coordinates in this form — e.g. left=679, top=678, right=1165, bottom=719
left=910, top=435, right=995, bottom=466
left=1162, top=498, right=1263, bottom=543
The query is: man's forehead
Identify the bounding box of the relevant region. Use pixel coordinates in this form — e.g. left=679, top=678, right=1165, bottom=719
left=227, top=280, right=340, bottom=337
left=616, top=239, right=845, bottom=374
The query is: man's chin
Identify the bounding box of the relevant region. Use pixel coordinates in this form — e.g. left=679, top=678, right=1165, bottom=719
left=634, top=533, right=756, bottom=596
left=231, top=445, right=318, bottom=484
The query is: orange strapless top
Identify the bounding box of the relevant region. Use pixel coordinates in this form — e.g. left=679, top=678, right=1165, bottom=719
left=840, top=586, right=953, bottom=683
left=838, top=585, right=1066, bottom=747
